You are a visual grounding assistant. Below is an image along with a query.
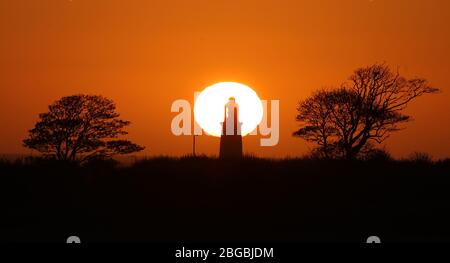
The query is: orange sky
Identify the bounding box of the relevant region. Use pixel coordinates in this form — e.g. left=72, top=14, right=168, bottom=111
left=1, top=0, right=449, bottom=159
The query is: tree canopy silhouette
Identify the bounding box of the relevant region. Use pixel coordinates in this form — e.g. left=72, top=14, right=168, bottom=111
left=23, top=94, right=144, bottom=163
left=294, top=64, right=439, bottom=159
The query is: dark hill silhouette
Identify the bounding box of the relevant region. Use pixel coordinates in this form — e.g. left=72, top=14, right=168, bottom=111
left=1, top=156, right=449, bottom=242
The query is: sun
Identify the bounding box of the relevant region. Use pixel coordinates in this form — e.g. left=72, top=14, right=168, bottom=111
left=194, top=82, right=264, bottom=137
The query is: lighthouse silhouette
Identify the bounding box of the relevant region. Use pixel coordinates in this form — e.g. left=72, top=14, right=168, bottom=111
left=219, top=97, right=243, bottom=159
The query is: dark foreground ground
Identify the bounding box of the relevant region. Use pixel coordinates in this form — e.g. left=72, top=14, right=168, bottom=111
left=1, top=156, right=449, bottom=242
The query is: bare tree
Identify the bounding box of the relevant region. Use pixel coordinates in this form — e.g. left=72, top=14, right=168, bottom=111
left=294, top=64, right=439, bottom=159
left=23, top=94, right=144, bottom=163
left=293, top=90, right=337, bottom=159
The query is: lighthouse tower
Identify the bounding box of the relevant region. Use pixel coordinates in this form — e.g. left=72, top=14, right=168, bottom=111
left=219, top=97, right=243, bottom=159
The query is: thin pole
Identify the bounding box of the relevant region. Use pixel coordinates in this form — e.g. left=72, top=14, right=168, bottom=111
left=193, top=135, right=196, bottom=157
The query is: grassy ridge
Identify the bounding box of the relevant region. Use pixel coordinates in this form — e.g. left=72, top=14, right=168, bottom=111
left=1, top=156, right=449, bottom=242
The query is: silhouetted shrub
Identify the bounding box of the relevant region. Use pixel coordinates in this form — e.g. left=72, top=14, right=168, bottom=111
left=361, top=148, right=393, bottom=162
left=303, top=148, right=332, bottom=160
left=408, top=152, right=433, bottom=164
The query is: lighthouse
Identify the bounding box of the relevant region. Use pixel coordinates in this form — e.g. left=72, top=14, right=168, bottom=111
left=219, top=97, right=243, bottom=159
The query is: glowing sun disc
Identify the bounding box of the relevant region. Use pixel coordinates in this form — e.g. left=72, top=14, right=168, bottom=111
left=194, top=82, right=263, bottom=137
